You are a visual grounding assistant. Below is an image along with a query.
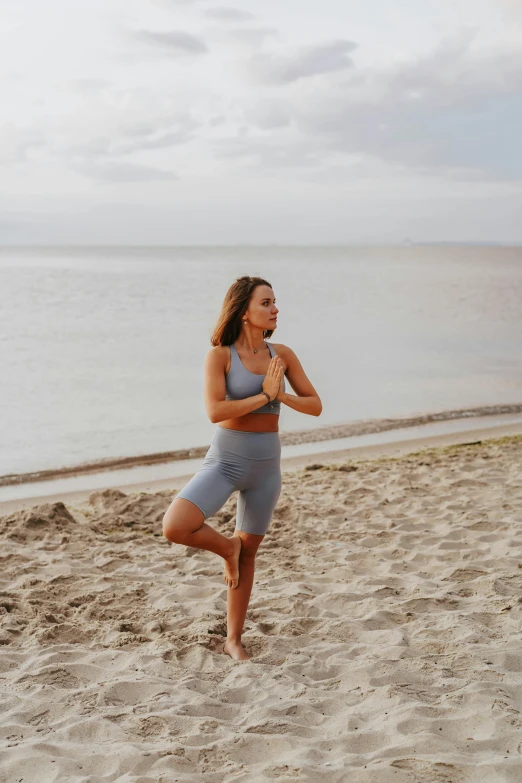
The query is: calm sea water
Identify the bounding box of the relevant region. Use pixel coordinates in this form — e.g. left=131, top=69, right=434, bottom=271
left=1, top=245, right=521, bottom=476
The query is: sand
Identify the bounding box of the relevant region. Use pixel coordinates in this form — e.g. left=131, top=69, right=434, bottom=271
left=1, top=433, right=522, bottom=782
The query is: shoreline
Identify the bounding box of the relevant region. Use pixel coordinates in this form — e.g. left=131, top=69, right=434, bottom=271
left=2, top=411, right=522, bottom=515
left=2, top=401, right=521, bottom=489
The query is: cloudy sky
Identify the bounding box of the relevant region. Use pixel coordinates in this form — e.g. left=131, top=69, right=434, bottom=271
left=1, top=0, right=522, bottom=244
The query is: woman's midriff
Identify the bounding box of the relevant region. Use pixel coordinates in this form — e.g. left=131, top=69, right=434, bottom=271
left=218, top=413, right=279, bottom=433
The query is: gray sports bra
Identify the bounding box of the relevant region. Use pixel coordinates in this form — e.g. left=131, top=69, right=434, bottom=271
left=225, top=342, right=286, bottom=415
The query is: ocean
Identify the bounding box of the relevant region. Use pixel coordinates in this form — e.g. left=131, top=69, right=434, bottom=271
left=1, top=245, right=521, bottom=477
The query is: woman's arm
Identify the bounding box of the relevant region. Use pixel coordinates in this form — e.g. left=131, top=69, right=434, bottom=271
left=275, top=345, right=322, bottom=417
left=203, top=347, right=275, bottom=424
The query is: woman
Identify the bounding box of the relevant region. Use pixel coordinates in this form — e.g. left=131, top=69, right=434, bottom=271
left=162, top=276, right=322, bottom=661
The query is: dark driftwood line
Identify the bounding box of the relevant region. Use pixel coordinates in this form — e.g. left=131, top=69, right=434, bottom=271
left=2, top=402, right=521, bottom=488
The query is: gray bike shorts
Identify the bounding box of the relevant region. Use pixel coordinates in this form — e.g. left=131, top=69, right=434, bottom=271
left=175, top=427, right=282, bottom=536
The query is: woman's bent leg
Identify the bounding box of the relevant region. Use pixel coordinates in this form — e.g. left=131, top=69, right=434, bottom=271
left=162, top=497, right=242, bottom=589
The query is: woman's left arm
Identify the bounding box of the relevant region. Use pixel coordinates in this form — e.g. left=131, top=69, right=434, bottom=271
left=275, top=345, right=322, bottom=416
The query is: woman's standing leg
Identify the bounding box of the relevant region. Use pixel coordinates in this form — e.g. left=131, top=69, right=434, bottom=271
left=223, top=456, right=282, bottom=661
left=223, top=531, right=265, bottom=661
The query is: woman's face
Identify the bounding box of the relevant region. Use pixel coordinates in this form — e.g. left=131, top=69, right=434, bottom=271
left=245, top=285, right=279, bottom=330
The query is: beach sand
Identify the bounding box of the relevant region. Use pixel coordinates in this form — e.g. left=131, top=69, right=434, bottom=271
left=1, top=432, right=522, bottom=781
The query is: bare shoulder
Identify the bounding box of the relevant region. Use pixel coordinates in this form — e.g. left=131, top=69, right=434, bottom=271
left=269, top=342, right=296, bottom=360
left=207, top=344, right=229, bottom=356
left=205, top=344, right=230, bottom=372
left=268, top=342, right=297, bottom=372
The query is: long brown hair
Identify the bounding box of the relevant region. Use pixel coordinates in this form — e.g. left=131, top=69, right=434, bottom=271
left=211, top=275, right=274, bottom=346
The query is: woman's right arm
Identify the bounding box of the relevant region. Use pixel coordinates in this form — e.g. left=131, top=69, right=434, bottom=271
left=203, top=347, right=282, bottom=424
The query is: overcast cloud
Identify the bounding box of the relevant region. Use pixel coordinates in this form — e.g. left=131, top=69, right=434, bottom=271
left=132, top=28, right=208, bottom=54
left=1, top=0, right=521, bottom=244
left=205, top=7, right=256, bottom=22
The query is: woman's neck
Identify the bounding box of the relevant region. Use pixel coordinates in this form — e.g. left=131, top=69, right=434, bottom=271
left=236, top=334, right=267, bottom=352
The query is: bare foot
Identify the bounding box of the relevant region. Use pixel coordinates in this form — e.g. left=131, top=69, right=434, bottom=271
left=223, top=535, right=242, bottom=589
left=223, top=639, right=250, bottom=661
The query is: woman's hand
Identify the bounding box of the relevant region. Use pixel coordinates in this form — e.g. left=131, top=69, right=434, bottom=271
left=275, top=360, right=286, bottom=400
left=262, top=356, right=284, bottom=401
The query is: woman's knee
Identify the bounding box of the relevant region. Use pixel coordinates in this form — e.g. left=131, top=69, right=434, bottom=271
left=162, top=497, right=205, bottom=542
left=236, top=531, right=264, bottom=560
